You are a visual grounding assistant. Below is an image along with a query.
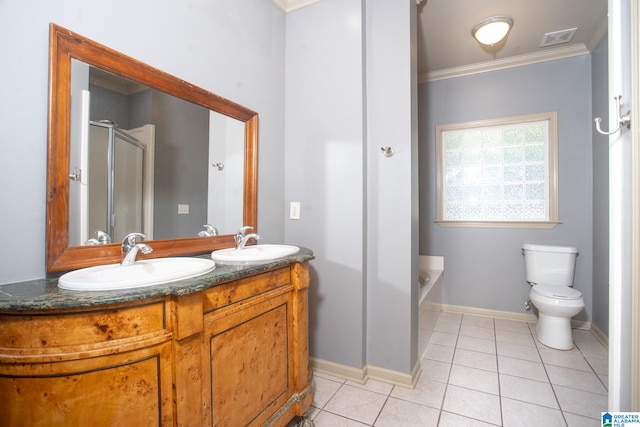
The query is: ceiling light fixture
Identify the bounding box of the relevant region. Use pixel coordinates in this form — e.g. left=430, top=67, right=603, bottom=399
left=472, top=15, right=514, bottom=46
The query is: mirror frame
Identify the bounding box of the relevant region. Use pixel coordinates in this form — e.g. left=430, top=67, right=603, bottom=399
left=46, top=23, right=258, bottom=273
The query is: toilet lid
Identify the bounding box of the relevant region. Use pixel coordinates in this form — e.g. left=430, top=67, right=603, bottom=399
left=531, top=284, right=582, bottom=299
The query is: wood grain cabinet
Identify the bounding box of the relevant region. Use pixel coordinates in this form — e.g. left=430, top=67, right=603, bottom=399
left=0, top=261, right=312, bottom=427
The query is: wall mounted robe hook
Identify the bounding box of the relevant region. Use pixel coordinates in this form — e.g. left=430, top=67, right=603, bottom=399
left=594, top=95, right=631, bottom=136
left=69, top=166, right=82, bottom=181
left=380, top=147, right=394, bottom=157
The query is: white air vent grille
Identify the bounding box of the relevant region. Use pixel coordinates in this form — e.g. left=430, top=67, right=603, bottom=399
left=540, top=28, right=578, bottom=47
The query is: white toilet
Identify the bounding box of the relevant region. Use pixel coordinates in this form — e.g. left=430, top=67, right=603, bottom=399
left=522, top=243, right=585, bottom=350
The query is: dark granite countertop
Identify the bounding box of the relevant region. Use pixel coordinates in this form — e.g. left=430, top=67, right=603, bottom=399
left=0, top=248, right=314, bottom=311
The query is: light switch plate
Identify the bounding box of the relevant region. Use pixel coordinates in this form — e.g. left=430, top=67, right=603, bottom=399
left=290, top=202, right=300, bottom=220
left=178, top=204, right=190, bottom=214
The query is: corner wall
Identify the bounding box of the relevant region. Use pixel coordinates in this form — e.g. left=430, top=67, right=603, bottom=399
left=284, top=0, right=367, bottom=369
left=284, top=0, right=418, bottom=377
left=365, top=0, right=419, bottom=375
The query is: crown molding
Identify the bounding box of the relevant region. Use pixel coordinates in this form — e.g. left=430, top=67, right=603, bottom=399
left=272, top=0, right=288, bottom=12
left=584, top=9, right=608, bottom=52
left=273, top=0, right=323, bottom=13
left=419, top=43, right=591, bottom=83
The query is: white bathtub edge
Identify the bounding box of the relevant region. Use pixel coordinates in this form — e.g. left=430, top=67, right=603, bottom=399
left=419, top=255, right=444, bottom=271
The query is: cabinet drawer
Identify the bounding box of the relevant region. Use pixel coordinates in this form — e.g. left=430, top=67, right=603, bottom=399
left=202, top=267, right=291, bottom=313
left=0, top=341, right=174, bottom=426
left=0, top=300, right=166, bottom=350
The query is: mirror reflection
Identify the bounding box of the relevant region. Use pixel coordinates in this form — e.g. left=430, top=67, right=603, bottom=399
left=46, top=24, right=258, bottom=272
left=68, top=62, right=245, bottom=246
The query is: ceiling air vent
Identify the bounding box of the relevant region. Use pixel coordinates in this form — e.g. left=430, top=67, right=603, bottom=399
left=540, top=27, right=577, bottom=47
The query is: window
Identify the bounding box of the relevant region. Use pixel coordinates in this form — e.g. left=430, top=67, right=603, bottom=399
left=436, top=112, right=559, bottom=228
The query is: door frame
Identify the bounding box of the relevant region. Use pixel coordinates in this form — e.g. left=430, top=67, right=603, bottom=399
left=630, top=0, right=640, bottom=411
left=609, top=0, right=639, bottom=411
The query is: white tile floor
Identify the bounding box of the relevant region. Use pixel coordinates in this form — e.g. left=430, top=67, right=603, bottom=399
left=307, top=313, right=608, bottom=426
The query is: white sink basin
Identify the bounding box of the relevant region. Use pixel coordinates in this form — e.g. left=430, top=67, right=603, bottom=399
left=211, top=244, right=300, bottom=264
left=58, top=257, right=216, bottom=291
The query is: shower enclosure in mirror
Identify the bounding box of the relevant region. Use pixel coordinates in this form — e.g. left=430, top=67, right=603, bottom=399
left=68, top=61, right=245, bottom=247
left=47, top=24, right=258, bottom=272
left=70, top=120, right=149, bottom=246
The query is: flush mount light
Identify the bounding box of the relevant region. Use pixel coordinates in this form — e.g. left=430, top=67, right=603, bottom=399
left=472, top=15, right=514, bottom=46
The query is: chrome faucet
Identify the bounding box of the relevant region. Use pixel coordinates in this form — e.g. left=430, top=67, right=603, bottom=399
left=96, top=230, right=112, bottom=244
left=84, top=230, right=112, bottom=245
left=235, top=226, right=260, bottom=250
left=121, top=232, right=153, bottom=266
left=198, top=224, right=219, bottom=237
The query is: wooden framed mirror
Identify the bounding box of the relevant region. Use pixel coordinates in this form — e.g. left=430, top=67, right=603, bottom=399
left=46, top=24, right=258, bottom=273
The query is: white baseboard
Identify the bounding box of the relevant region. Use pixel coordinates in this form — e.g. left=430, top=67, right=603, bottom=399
left=590, top=322, right=609, bottom=349
left=571, top=319, right=592, bottom=330
left=441, top=303, right=593, bottom=331
left=310, top=358, right=367, bottom=384
left=441, top=303, right=538, bottom=323
left=310, top=357, right=421, bottom=389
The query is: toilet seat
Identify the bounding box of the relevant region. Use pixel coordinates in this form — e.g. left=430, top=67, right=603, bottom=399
left=531, top=284, right=582, bottom=300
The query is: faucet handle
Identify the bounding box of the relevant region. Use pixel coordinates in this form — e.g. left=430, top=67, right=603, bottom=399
left=235, top=226, right=253, bottom=245
left=123, top=232, right=146, bottom=245
left=236, top=226, right=253, bottom=236
left=122, top=232, right=146, bottom=255
left=84, top=229, right=112, bottom=245
left=96, top=230, right=112, bottom=244
left=201, top=224, right=219, bottom=236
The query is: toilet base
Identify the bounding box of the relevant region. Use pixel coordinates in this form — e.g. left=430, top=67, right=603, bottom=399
left=536, top=312, right=575, bottom=350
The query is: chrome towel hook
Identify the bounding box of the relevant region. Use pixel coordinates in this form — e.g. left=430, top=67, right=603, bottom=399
left=594, top=95, right=631, bottom=135
left=380, top=147, right=394, bottom=157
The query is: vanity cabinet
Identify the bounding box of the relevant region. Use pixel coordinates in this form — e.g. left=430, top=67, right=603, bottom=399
left=0, top=299, right=174, bottom=426
left=0, top=261, right=312, bottom=427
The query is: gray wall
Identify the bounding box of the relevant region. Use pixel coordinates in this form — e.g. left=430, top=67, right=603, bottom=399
left=284, top=0, right=366, bottom=369
left=591, top=34, right=610, bottom=336
left=151, top=91, right=209, bottom=240
left=0, top=0, right=286, bottom=284
left=284, top=0, right=419, bottom=374
left=419, top=56, right=594, bottom=322
left=89, top=84, right=132, bottom=129
left=365, top=0, right=419, bottom=374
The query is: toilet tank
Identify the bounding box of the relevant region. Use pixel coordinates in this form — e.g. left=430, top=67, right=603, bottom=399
left=522, top=243, right=578, bottom=286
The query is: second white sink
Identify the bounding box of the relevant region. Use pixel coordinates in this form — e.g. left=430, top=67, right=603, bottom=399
left=58, top=257, right=216, bottom=291
left=211, top=244, right=300, bottom=264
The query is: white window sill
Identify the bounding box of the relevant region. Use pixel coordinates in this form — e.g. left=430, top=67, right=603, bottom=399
left=435, top=220, right=562, bottom=229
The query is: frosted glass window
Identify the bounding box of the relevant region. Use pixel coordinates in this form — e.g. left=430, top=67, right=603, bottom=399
left=436, top=112, right=559, bottom=228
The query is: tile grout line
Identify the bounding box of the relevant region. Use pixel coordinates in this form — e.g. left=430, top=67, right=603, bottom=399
left=574, top=331, right=609, bottom=392
left=438, top=314, right=463, bottom=425
left=529, top=322, right=570, bottom=427
left=370, top=391, right=392, bottom=426
left=492, top=317, right=505, bottom=427
left=313, top=376, right=345, bottom=422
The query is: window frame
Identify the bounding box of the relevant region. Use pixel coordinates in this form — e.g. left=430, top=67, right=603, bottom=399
left=435, top=111, right=560, bottom=228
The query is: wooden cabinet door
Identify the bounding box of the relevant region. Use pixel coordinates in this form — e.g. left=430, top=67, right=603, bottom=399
left=203, top=293, right=294, bottom=426
left=0, top=341, right=174, bottom=427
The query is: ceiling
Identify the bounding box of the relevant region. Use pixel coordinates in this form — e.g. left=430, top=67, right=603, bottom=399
left=418, top=0, right=608, bottom=82
left=278, top=0, right=608, bottom=82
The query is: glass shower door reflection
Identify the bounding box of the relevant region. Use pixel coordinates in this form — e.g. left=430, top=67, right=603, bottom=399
left=87, top=122, right=145, bottom=243
left=113, top=135, right=144, bottom=242
left=87, top=125, right=109, bottom=240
